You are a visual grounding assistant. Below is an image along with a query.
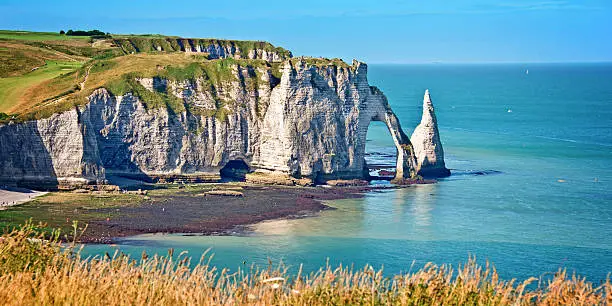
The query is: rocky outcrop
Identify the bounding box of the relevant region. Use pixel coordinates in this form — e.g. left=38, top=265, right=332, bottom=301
left=0, top=58, right=425, bottom=189
left=254, top=59, right=417, bottom=182
left=113, top=38, right=292, bottom=62
left=0, top=109, right=104, bottom=189
left=410, top=90, right=450, bottom=178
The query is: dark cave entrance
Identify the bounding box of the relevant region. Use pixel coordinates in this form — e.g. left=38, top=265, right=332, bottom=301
left=220, top=160, right=250, bottom=181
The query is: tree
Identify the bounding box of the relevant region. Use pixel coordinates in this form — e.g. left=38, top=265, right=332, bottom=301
left=59, top=30, right=65, bottom=35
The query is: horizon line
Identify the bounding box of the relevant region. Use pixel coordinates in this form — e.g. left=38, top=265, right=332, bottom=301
left=363, top=60, right=612, bottom=65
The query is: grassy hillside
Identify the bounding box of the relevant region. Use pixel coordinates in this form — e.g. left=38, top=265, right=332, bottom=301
left=13, top=53, right=283, bottom=121
left=0, top=30, right=294, bottom=122
left=0, top=30, right=294, bottom=121
left=0, top=30, right=91, bottom=41
left=0, top=30, right=109, bottom=115
left=0, top=60, right=82, bottom=113
left=0, top=40, right=84, bottom=77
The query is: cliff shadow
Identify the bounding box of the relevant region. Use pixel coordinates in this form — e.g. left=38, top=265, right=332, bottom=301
left=0, top=121, right=59, bottom=190
left=220, top=159, right=250, bottom=182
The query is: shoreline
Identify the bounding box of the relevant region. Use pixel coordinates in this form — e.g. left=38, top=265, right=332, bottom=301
left=0, top=182, right=419, bottom=244
left=0, top=186, right=48, bottom=210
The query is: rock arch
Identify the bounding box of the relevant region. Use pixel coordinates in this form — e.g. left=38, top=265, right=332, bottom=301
left=0, top=59, right=437, bottom=189
left=367, top=103, right=419, bottom=182
left=253, top=60, right=419, bottom=183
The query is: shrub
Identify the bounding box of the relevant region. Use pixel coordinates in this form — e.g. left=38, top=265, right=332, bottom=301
left=66, top=29, right=106, bottom=37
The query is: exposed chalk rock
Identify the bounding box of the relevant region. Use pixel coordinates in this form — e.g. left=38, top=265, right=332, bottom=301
left=0, top=59, right=421, bottom=188
left=410, top=90, right=451, bottom=178
left=112, top=38, right=292, bottom=62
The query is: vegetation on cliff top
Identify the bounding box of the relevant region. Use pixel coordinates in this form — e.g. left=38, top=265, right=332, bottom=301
left=291, top=57, right=352, bottom=69
left=0, top=60, right=82, bottom=113
left=0, top=30, right=91, bottom=41
left=112, top=36, right=292, bottom=59
left=0, top=223, right=610, bottom=304
left=0, top=30, right=359, bottom=123
left=6, top=53, right=284, bottom=122
left=0, top=30, right=291, bottom=122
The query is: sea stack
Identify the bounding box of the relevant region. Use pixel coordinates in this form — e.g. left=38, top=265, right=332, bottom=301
left=410, top=90, right=451, bottom=178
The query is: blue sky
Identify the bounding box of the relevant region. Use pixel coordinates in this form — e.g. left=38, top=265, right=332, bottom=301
left=1, top=0, right=611, bottom=63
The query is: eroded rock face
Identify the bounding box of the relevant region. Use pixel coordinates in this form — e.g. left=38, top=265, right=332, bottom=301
left=0, top=109, right=104, bottom=189
left=0, top=59, right=420, bottom=188
left=410, top=90, right=450, bottom=178
left=255, top=60, right=417, bottom=182
left=113, top=38, right=292, bottom=62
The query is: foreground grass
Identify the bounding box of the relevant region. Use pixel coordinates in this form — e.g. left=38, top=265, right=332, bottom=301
left=0, top=224, right=609, bottom=305
left=0, top=60, right=83, bottom=112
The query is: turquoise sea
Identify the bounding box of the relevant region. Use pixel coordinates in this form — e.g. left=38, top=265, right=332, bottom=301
left=85, top=64, right=612, bottom=282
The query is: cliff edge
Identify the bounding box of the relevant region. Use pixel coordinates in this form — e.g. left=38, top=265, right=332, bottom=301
left=0, top=55, right=425, bottom=188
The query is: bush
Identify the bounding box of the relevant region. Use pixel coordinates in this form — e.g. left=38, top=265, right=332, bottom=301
left=66, top=29, right=107, bottom=37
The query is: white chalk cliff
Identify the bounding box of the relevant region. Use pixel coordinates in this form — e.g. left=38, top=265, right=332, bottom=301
left=0, top=42, right=452, bottom=188
left=410, top=90, right=451, bottom=177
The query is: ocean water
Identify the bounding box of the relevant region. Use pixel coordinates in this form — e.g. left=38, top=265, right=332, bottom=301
left=84, top=64, right=612, bottom=282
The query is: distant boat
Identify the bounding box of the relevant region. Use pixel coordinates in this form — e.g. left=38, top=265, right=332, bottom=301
left=507, top=109, right=513, bottom=113
left=526, top=69, right=529, bottom=75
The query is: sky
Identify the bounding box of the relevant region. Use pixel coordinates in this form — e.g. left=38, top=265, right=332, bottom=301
left=1, top=0, right=611, bottom=63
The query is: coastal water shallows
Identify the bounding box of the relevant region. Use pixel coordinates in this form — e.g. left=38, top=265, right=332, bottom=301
left=84, top=63, right=612, bottom=282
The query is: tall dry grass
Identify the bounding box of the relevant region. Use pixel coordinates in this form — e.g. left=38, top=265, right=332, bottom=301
left=0, top=223, right=610, bottom=305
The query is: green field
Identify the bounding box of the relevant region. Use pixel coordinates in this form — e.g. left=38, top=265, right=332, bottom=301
left=0, top=29, right=294, bottom=120
left=0, top=30, right=90, bottom=41
left=0, top=60, right=83, bottom=113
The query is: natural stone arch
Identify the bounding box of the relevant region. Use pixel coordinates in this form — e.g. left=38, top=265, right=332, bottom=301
left=359, top=93, right=419, bottom=183
left=253, top=60, right=419, bottom=183
left=369, top=109, right=418, bottom=182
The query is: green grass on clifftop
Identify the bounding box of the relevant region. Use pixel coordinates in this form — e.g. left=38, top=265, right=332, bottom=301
left=0, top=60, right=83, bottom=113
left=0, top=30, right=361, bottom=123
left=0, top=30, right=91, bottom=41
left=9, top=54, right=283, bottom=122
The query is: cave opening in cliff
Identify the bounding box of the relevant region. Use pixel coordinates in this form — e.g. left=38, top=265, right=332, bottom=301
left=220, top=160, right=250, bottom=181
left=365, top=121, right=397, bottom=180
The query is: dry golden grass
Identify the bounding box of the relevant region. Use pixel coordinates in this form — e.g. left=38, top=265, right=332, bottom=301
left=0, top=223, right=610, bottom=305
left=17, top=53, right=199, bottom=118
left=0, top=41, right=75, bottom=77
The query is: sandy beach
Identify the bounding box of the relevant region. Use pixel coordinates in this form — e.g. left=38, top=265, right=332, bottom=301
left=0, top=186, right=47, bottom=209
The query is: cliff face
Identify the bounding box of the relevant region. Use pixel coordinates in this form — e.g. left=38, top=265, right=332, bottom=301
left=0, top=59, right=422, bottom=188
left=256, top=60, right=417, bottom=181
left=113, top=38, right=292, bottom=62
left=410, top=90, right=450, bottom=177
left=0, top=109, right=104, bottom=189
